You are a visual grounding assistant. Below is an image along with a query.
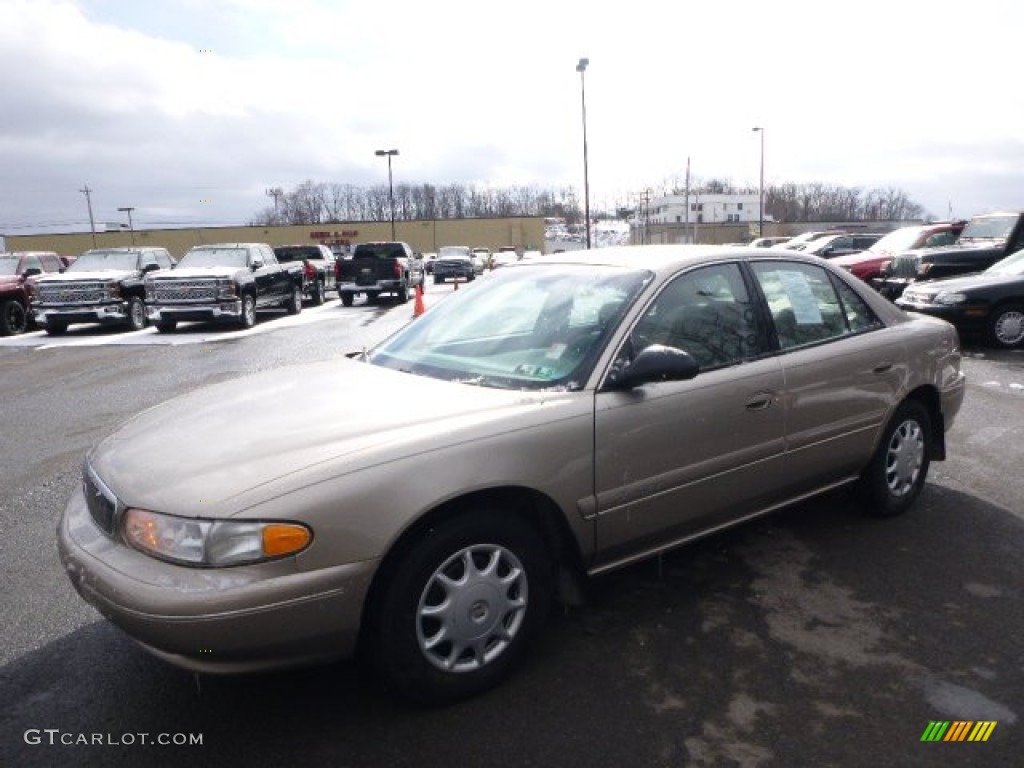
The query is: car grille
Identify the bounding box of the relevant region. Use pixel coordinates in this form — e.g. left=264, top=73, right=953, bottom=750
left=83, top=466, right=118, bottom=536
left=435, top=260, right=471, bottom=272
left=37, top=282, right=108, bottom=305
left=150, top=279, right=219, bottom=303
left=889, top=255, right=920, bottom=278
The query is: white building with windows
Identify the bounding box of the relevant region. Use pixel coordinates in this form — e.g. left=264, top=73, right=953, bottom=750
left=647, top=193, right=766, bottom=225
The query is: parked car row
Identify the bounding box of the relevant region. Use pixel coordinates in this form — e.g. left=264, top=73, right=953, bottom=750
left=26, top=243, right=307, bottom=336
left=823, top=212, right=1024, bottom=348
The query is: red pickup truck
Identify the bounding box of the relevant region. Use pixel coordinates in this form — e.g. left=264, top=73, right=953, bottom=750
left=0, top=251, right=69, bottom=335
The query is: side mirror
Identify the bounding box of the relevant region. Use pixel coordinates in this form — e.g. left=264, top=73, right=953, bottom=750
left=142, top=262, right=160, bottom=273
left=607, top=344, right=700, bottom=390
left=22, top=267, right=42, bottom=279
left=251, top=260, right=264, bottom=271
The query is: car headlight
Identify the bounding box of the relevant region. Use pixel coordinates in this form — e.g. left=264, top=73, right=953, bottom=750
left=216, top=278, right=238, bottom=299
left=123, top=508, right=312, bottom=566
left=935, top=292, right=967, bottom=305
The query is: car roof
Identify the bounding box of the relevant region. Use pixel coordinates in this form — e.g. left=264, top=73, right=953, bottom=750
left=517, top=244, right=835, bottom=275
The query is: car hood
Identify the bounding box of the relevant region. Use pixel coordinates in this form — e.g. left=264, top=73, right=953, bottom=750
left=0, top=274, right=23, bottom=288
left=830, top=251, right=888, bottom=267
left=909, top=271, right=1022, bottom=294
left=88, top=357, right=579, bottom=517
left=37, top=270, right=135, bottom=283
left=149, top=266, right=243, bottom=280
left=911, top=241, right=1005, bottom=259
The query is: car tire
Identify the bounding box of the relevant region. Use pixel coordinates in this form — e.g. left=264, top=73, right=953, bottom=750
left=397, top=285, right=409, bottom=303
left=0, top=299, right=27, bottom=336
left=156, top=320, right=177, bottom=333
left=44, top=320, right=68, bottom=336
left=311, top=280, right=326, bottom=306
left=127, top=297, right=147, bottom=331
left=855, top=400, right=931, bottom=517
left=239, top=294, right=256, bottom=329
left=987, top=302, right=1024, bottom=348
left=434, top=276, right=443, bottom=285
left=341, top=292, right=354, bottom=307
left=371, top=512, right=552, bottom=705
left=286, top=285, right=302, bottom=315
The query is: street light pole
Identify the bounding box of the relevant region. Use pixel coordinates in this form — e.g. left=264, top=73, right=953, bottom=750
left=752, top=127, right=764, bottom=237
left=375, top=149, right=399, bottom=240
left=576, top=57, right=591, bottom=250
left=117, top=206, right=136, bottom=245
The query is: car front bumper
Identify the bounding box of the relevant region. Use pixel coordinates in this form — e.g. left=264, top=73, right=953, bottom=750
left=147, top=301, right=242, bottom=324
left=34, top=303, right=130, bottom=326
left=894, top=299, right=991, bottom=336
left=57, top=483, right=376, bottom=674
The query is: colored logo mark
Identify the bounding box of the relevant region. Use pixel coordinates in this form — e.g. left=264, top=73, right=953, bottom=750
left=921, top=721, right=997, bottom=742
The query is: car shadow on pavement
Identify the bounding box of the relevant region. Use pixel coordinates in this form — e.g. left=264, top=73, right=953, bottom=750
left=3, top=485, right=1021, bottom=767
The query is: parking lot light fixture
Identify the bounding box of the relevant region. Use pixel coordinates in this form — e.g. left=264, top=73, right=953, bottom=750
left=576, top=57, right=591, bottom=250
left=752, top=127, right=764, bottom=237
left=117, top=206, right=136, bottom=245
left=375, top=149, right=399, bottom=240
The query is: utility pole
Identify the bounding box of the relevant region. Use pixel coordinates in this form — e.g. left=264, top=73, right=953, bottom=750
left=640, top=189, right=651, bottom=245
left=80, top=185, right=97, bottom=248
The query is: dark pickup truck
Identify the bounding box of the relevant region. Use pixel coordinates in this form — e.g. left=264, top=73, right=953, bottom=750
left=33, top=247, right=175, bottom=335
left=144, top=242, right=304, bottom=332
left=336, top=241, right=424, bottom=306
left=873, top=211, right=1024, bottom=299
left=273, top=244, right=337, bottom=305
left=0, top=251, right=69, bottom=335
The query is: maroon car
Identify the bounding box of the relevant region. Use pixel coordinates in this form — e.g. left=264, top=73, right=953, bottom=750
left=0, top=251, right=68, bottom=336
left=831, top=222, right=965, bottom=282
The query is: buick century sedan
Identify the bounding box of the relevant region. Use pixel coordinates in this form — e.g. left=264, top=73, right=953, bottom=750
left=58, top=245, right=966, bottom=704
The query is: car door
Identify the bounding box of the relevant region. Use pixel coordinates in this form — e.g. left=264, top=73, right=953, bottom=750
left=250, top=245, right=280, bottom=306
left=748, top=259, right=903, bottom=496
left=591, top=262, right=787, bottom=572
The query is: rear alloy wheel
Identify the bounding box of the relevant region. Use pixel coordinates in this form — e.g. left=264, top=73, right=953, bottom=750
left=126, top=297, right=147, bottom=331
left=286, top=285, right=302, bottom=315
left=0, top=299, right=27, bottom=336
left=311, top=280, right=326, bottom=306
left=988, top=303, right=1024, bottom=348
left=856, top=400, right=931, bottom=517
left=372, top=513, right=551, bottom=705
left=239, top=294, right=256, bottom=329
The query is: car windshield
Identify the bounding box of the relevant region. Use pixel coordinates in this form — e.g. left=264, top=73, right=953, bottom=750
left=438, top=246, right=471, bottom=259
left=355, top=244, right=405, bottom=259
left=0, top=259, right=20, bottom=275
left=68, top=250, right=139, bottom=271
left=179, top=248, right=250, bottom=268
left=368, top=263, right=652, bottom=391
left=986, top=250, right=1024, bottom=276
left=961, top=215, right=1017, bottom=240
left=275, top=247, right=319, bottom=261
left=869, top=227, right=930, bottom=253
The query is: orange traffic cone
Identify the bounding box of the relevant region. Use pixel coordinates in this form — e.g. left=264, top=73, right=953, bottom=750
left=413, top=283, right=426, bottom=317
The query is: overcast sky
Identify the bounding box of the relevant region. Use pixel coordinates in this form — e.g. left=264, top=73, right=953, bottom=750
left=3, top=0, right=1024, bottom=236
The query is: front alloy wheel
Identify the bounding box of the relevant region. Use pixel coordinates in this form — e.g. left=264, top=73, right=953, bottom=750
left=127, top=297, right=146, bottom=331
left=372, top=513, right=551, bottom=704
left=239, top=294, right=256, bottom=328
left=0, top=299, right=27, bottom=336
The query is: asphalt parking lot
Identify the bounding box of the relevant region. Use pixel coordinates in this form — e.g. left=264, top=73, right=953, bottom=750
left=1, top=284, right=1021, bottom=767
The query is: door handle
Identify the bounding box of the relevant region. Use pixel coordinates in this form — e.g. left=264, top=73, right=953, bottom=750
left=873, top=362, right=893, bottom=374
left=745, top=392, right=777, bottom=411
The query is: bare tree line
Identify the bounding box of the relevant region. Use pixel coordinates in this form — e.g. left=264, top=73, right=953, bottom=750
left=253, top=178, right=928, bottom=227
